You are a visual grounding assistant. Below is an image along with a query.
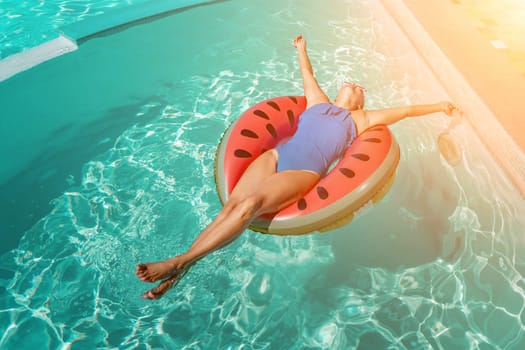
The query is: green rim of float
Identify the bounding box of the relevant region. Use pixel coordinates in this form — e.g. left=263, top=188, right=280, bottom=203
left=214, top=96, right=400, bottom=235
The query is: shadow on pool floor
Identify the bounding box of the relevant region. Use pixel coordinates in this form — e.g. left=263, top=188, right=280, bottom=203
left=0, top=97, right=162, bottom=256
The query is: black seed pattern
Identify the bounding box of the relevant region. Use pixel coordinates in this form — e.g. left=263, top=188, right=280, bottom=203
left=340, top=168, right=355, bottom=178
left=254, top=110, right=270, bottom=120
left=288, top=96, right=298, bottom=104
left=234, top=149, right=252, bottom=158
left=267, top=101, right=281, bottom=111
left=298, top=198, right=307, bottom=210
left=241, top=129, right=258, bottom=138
left=266, top=123, right=277, bottom=138
left=287, top=110, right=295, bottom=128
left=364, top=138, right=381, bottom=143
left=317, top=186, right=328, bottom=200
left=352, top=153, right=370, bottom=161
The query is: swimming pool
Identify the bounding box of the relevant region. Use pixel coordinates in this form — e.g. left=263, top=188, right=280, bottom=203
left=1, top=0, right=525, bottom=348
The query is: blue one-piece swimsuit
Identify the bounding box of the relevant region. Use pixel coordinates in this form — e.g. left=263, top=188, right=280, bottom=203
left=275, top=103, right=357, bottom=177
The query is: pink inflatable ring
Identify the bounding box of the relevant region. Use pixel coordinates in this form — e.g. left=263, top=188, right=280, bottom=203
left=214, top=96, right=400, bottom=235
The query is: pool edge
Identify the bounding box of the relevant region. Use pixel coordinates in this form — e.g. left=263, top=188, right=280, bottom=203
left=379, top=0, right=525, bottom=197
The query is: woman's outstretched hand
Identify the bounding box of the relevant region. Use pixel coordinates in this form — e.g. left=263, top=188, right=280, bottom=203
left=437, top=101, right=463, bottom=166
left=439, top=101, right=462, bottom=117
left=293, top=35, right=306, bottom=51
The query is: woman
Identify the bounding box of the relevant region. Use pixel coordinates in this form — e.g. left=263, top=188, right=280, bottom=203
left=135, top=35, right=460, bottom=299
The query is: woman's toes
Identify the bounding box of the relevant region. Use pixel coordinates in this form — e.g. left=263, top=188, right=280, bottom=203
left=142, top=288, right=162, bottom=300
left=141, top=291, right=154, bottom=300
left=141, top=275, right=152, bottom=282
left=135, top=265, right=146, bottom=275
left=135, top=268, right=153, bottom=282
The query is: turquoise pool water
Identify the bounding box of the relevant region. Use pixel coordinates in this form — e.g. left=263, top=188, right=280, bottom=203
left=1, top=0, right=525, bottom=348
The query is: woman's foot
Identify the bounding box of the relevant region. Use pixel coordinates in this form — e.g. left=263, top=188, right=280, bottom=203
left=141, top=264, right=192, bottom=300
left=141, top=277, right=177, bottom=300
left=135, top=257, right=182, bottom=282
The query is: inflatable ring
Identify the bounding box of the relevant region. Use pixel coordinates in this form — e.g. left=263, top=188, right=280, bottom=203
left=214, top=96, right=400, bottom=235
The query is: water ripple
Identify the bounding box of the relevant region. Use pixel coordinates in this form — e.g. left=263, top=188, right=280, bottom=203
left=1, top=0, right=525, bottom=348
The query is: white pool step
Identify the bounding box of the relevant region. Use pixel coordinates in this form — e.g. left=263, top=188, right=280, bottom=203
left=0, top=36, right=78, bottom=83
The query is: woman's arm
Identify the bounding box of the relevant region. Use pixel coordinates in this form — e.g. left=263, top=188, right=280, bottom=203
left=362, top=101, right=460, bottom=128
left=293, top=35, right=329, bottom=108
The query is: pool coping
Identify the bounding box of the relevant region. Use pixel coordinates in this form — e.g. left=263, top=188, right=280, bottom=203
left=380, top=0, right=525, bottom=197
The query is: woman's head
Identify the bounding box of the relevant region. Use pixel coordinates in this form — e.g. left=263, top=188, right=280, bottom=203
left=334, top=82, right=366, bottom=111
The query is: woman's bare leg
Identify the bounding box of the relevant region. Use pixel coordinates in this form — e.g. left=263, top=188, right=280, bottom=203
left=137, top=170, right=319, bottom=299
left=135, top=150, right=279, bottom=285
left=188, top=150, right=279, bottom=249
left=182, top=170, right=319, bottom=262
